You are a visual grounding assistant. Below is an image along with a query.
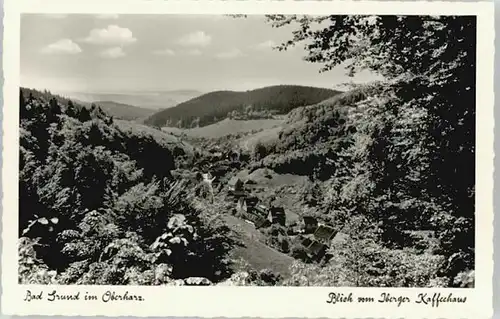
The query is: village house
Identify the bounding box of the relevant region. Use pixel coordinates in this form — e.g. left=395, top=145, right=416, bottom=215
left=268, top=207, right=286, bottom=226
left=208, top=146, right=223, bottom=159
left=227, top=176, right=243, bottom=193
left=254, top=204, right=269, bottom=216
left=237, top=195, right=259, bottom=213
left=300, top=236, right=313, bottom=248
left=298, top=223, right=337, bottom=262
left=236, top=197, right=245, bottom=212
left=244, top=212, right=269, bottom=229
left=237, top=197, right=270, bottom=229
left=227, top=150, right=241, bottom=162
left=303, top=216, right=318, bottom=234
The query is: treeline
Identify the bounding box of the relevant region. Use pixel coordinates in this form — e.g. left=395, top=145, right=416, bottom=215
left=143, top=85, right=341, bottom=128
left=227, top=105, right=277, bottom=121
left=18, top=88, right=237, bottom=285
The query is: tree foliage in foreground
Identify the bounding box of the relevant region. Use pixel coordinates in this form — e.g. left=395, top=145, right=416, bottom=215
left=19, top=90, right=236, bottom=285
left=262, top=15, right=475, bottom=286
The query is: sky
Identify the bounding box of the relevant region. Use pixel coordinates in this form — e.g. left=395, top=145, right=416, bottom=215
left=21, top=14, right=381, bottom=93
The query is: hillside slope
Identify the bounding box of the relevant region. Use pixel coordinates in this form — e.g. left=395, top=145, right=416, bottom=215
left=144, top=85, right=342, bottom=128
left=223, top=215, right=294, bottom=277
left=93, top=101, right=156, bottom=121
left=163, top=118, right=285, bottom=139
left=251, top=86, right=380, bottom=179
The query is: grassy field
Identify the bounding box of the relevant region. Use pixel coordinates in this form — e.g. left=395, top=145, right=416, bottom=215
left=223, top=215, right=295, bottom=277
left=162, top=118, right=284, bottom=139
left=238, top=126, right=283, bottom=152
left=193, top=197, right=295, bottom=278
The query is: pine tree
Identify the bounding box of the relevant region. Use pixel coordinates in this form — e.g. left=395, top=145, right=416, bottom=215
left=20, top=90, right=29, bottom=119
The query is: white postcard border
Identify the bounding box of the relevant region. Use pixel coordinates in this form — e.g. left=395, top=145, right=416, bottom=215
left=2, top=1, right=495, bottom=318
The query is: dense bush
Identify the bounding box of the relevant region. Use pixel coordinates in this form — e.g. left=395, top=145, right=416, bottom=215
left=289, top=241, right=309, bottom=263
left=284, top=248, right=447, bottom=287
left=282, top=216, right=447, bottom=287
left=262, top=225, right=290, bottom=254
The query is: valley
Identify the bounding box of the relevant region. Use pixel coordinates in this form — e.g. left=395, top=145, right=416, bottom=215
left=19, top=79, right=474, bottom=288
left=18, top=15, right=476, bottom=289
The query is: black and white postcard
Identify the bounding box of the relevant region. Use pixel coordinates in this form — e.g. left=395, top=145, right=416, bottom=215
left=1, top=0, right=495, bottom=318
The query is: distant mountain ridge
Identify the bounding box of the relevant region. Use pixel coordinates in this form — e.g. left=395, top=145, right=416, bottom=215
left=93, top=101, right=156, bottom=122
left=144, top=85, right=342, bottom=129
left=56, top=89, right=203, bottom=110
left=21, top=88, right=168, bottom=122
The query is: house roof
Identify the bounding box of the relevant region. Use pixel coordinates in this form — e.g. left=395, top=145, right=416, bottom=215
left=270, top=207, right=285, bottom=215
left=303, top=216, right=318, bottom=224
left=245, top=196, right=259, bottom=204
left=254, top=204, right=268, bottom=215
left=245, top=212, right=268, bottom=228
left=313, top=224, right=337, bottom=242
left=301, top=237, right=313, bottom=248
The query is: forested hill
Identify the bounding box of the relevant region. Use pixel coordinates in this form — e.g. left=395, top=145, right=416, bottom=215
left=143, top=85, right=342, bottom=128
left=21, top=88, right=156, bottom=122
left=92, top=101, right=156, bottom=122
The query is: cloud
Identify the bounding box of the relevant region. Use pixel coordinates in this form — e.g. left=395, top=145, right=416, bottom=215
left=45, top=14, right=68, bottom=19
left=95, top=14, right=119, bottom=20
left=152, top=48, right=176, bottom=56
left=99, top=47, right=126, bottom=59
left=41, top=39, right=82, bottom=55
left=215, top=48, right=244, bottom=59
left=82, top=25, right=137, bottom=46
left=185, top=49, right=202, bottom=56
left=178, top=31, right=212, bottom=47
left=255, top=40, right=277, bottom=50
